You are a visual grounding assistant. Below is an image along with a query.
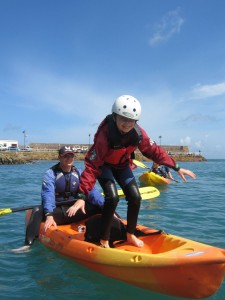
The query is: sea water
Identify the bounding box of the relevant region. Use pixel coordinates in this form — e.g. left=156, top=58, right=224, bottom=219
left=0, top=160, right=225, bottom=300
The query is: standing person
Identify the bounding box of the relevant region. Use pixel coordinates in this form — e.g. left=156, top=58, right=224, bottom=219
left=25, top=146, right=104, bottom=246
left=71, top=95, right=196, bottom=248
left=151, top=162, right=174, bottom=180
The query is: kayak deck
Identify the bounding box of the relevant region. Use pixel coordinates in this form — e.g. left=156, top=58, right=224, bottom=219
left=139, top=171, right=170, bottom=186
left=39, top=220, right=225, bottom=299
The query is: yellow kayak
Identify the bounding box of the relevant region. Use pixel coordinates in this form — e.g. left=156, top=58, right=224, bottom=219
left=139, top=171, right=170, bottom=186
left=39, top=218, right=225, bottom=299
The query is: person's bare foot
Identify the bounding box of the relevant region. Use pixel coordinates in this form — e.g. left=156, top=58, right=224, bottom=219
left=100, top=239, right=110, bottom=248
left=127, top=233, right=144, bottom=247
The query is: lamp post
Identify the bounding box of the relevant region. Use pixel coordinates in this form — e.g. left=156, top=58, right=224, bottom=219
left=159, top=135, right=162, bottom=146
left=22, top=130, right=26, bottom=149
left=88, top=133, right=91, bottom=149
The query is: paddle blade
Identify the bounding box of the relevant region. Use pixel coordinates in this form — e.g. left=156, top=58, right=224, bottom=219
left=117, top=186, right=160, bottom=200
left=0, top=205, right=38, bottom=217
left=140, top=187, right=160, bottom=200
left=0, top=208, right=13, bottom=216
left=133, top=159, right=149, bottom=169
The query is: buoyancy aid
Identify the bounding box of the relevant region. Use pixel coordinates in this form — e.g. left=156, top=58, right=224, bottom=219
left=152, top=166, right=167, bottom=178
left=51, top=163, right=80, bottom=201
left=103, top=114, right=142, bottom=167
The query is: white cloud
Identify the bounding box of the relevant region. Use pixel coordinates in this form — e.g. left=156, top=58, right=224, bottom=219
left=180, top=136, right=191, bottom=146
left=10, top=64, right=111, bottom=122
left=190, top=81, right=225, bottom=99
left=149, top=8, right=184, bottom=46
left=180, top=114, right=217, bottom=124
left=32, top=125, right=98, bottom=144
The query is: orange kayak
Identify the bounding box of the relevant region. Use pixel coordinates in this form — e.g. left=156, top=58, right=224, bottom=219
left=139, top=171, right=170, bottom=186
left=39, top=218, right=225, bottom=299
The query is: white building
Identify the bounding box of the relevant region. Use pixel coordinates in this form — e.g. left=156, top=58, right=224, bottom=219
left=0, top=140, right=18, bottom=148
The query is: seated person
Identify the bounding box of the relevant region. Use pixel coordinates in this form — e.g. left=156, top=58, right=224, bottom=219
left=151, top=162, right=174, bottom=180
left=25, top=146, right=104, bottom=246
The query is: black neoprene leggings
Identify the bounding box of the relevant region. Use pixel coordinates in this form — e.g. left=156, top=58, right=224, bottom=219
left=25, top=202, right=101, bottom=245
left=98, top=176, right=141, bottom=241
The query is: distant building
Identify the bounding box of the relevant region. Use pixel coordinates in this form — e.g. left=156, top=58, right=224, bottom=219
left=29, top=143, right=191, bottom=155
left=161, top=145, right=190, bottom=155
left=0, top=139, right=18, bottom=148
left=134, top=145, right=192, bottom=158
left=30, top=143, right=90, bottom=153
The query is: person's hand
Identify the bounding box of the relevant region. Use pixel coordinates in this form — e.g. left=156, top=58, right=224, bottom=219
left=168, top=172, right=174, bottom=180
left=177, top=168, right=196, bottom=182
left=43, top=215, right=57, bottom=232
left=66, top=199, right=86, bottom=217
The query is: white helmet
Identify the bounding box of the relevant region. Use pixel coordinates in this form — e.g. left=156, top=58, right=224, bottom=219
left=112, top=95, right=141, bottom=120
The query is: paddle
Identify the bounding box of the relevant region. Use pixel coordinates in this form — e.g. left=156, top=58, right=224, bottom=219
left=133, top=159, right=180, bottom=183
left=0, top=199, right=77, bottom=217
left=117, top=186, right=160, bottom=200
left=133, top=159, right=150, bottom=169
left=0, top=185, right=160, bottom=217
left=0, top=205, right=38, bottom=217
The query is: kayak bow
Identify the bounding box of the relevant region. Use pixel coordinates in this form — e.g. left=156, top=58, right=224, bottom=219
left=39, top=219, right=225, bottom=299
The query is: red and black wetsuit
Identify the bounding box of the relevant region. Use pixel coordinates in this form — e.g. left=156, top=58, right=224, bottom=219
left=79, top=114, right=177, bottom=240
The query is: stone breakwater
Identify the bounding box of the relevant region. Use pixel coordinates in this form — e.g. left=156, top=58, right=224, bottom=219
left=0, top=152, right=85, bottom=165
left=0, top=152, right=56, bottom=165
left=0, top=156, right=32, bottom=165
left=0, top=151, right=206, bottom=165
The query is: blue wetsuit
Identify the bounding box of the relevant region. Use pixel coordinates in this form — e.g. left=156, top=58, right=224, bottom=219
left=25, top=163, right=104, bottom=245
left=42, top=163, right=104, bottom=214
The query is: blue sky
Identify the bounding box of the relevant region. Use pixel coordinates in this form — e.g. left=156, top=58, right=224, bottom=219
left=1, top=0, right=225, bottom=159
